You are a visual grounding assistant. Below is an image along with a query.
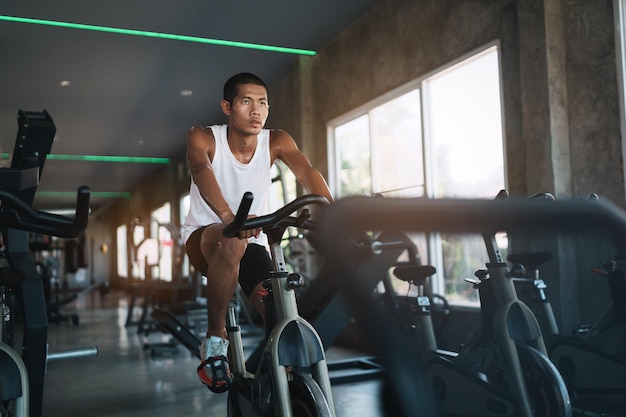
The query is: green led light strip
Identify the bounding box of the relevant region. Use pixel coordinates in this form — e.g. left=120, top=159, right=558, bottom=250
left=37, top=191, right=131, bottom=199
left=0, top=15, right=317, bottom=56
left=1, top=153, right=169, bottom=164
left=47, top=154, right=169, bottom=164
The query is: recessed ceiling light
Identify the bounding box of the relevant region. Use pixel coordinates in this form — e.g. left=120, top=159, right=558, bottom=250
left=180, top=90, right=193, bottom=97
left=59, top=80, right=71, bottom=87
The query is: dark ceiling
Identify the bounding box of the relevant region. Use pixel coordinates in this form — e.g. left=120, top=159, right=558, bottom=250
left=0, top=0, right=378, bottom=215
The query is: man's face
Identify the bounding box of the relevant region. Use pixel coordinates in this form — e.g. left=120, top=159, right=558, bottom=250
left=223, top=83, right=269, bottom=136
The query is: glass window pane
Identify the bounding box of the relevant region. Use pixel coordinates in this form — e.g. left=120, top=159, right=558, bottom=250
left=426, top=47, right=505, bottom=198
left=180, top=194, right=190, bottom=276
left=151, top=203, right=172, bottom=281
left=335, top=115, right=372, bottom=196
left=180, top=194, right=190, bottom=226
left=425, top=46, right=505, bottom=306
left=116, top=225, right=127, bottom=278
left=371, top=90, right=424, bottom=197
left=269, top=161, right=297, bottom=211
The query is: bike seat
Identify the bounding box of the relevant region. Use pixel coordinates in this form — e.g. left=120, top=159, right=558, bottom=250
left=507, top=251, right=552, bottom=271
left=392, top=265, right=436, bottom=285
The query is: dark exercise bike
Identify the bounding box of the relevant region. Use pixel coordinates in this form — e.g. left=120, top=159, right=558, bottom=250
left=315, top=192, right=610, bottom=417
left=0, top=110, right=94, bottom=417
left=506, top=193, right=626, bottom=416
left=510, top=251, right=626, bottom=416
left=222, top=192, right=335, bottom=417
left=384, top=204, right=570, bottom=416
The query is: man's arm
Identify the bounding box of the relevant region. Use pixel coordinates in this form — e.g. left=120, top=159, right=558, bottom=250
left=187, top=126, right=236, bottom=223
left=270, top=130, right=334, bottom=203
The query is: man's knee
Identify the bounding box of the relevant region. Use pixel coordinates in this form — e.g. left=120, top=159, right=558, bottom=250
left=201, top=226, right=246, bottom=264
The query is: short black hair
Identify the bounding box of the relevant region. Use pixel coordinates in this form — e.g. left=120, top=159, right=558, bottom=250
left=223, top=72, right=267, bottom=104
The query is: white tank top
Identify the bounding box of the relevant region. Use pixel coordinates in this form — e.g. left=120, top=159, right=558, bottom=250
left=183, top=124, right=271, bottom=247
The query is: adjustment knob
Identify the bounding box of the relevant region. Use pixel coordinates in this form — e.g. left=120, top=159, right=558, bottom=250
left=287, top=273, right=304, bottom=290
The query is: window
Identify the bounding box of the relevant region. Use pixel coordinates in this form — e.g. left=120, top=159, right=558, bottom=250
left=116, top=225, right=127, bottom=278
left=180, top=194, right=190, bottom=276
left=328, top=44, right=506, bottom=305
left=615, top=0, right=626, bottom=195
left=131, top=220, right=145, bottom=278
left=150, top=202, right=172, bottom=281
left=270, top=161, right=297, bottom=211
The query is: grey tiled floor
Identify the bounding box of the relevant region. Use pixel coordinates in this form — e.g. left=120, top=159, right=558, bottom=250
left=40, top=289, right=384, bottom=417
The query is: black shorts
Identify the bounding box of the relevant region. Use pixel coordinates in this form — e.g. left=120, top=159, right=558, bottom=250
left=185, top=227, right=272, bottom=297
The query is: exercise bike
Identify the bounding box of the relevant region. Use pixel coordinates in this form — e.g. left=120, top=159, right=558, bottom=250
left=0, top=188, right=93, bottom=417
left=222, top=192, right=335, bottom=417
left=1, top=286, right=29, bottom=417
left=0, top=109, right=95, bottom=417
left=504, top=192, right=626, bottom=415
left=508, top=249, right=626, bottom=416
left=316, top=191, right=581, bottom=417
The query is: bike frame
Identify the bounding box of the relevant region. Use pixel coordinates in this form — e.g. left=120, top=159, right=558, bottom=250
left=224, top=193, right=335, bottom=417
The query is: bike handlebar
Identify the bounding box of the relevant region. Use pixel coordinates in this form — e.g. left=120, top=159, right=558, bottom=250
left=223, top=192, right=330, bottom=238
left=0, top=186, right=90, bottom=238
left=317, top=195, right=626, bottom=251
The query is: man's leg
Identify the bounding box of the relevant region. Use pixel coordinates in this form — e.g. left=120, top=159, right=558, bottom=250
left=197, top=224, right=246, bottom=392
left=200, top=224, right=247, bottom=338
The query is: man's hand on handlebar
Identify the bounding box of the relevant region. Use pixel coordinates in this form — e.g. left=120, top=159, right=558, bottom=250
left=221, top=207, right=261, bottom=239
left=222, top=192, right=329, bottom=239
left=237, top=215, right=262, bottom=239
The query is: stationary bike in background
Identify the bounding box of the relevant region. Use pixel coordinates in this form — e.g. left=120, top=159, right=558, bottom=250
left=423, top=190, right=571, bottom=417
left=507, top=195, right=626, bottom=416
left=222, top=192, right=335, bottom=417
left=584, top=258, right=626, bottom=357
left=317, top=190, right=573, bottom=417
left=373, top=237, right=450, bottom=359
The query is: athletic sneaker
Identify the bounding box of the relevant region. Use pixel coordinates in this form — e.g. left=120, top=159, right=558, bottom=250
left=197, top=335, right=232, bottom=393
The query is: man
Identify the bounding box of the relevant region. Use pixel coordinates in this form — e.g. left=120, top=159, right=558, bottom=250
left=182, top=72, right=333, bottom=392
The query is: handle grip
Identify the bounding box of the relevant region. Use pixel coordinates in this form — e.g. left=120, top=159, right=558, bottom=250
left=0, top=186, right=90, bottom=238
left=222, top=191, right=254, bottom=238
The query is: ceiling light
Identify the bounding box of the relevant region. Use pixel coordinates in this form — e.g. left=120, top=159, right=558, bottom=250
left=180, top=90, right=193, bottom=97
left=46, top=154, right=169, bottom=164
left=1, top=153, right=169, bottom=164
left=59, top=80, right=71, bottom=87
left=0, top=15, right=317, bottom=56
left=37, top=191, right=131, bottom=199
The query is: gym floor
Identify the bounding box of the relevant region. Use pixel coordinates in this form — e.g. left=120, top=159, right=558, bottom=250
left=40, top=289, right=385, bottom=417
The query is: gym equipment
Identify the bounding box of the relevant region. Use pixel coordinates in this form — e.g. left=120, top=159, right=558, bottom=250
left=223, top=192, right=335, bottom=417
left=0, top=110, right=95, bottom=417
left=386, top=263, right=444, bottom=359
left=505, top=192, right=626, bottom=415
left=1, top=286, right=29, bottom=417
left=151, top=224, right=408, bottom=385
left=510, top=251, right=626, bottom=415
left=509, top=252, right=626, bottom=416
left=316, top=193, right=626, bottom=416
left=583, top=259, right=626, bottom=354
left=365, top=198, right=571, bottom=416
